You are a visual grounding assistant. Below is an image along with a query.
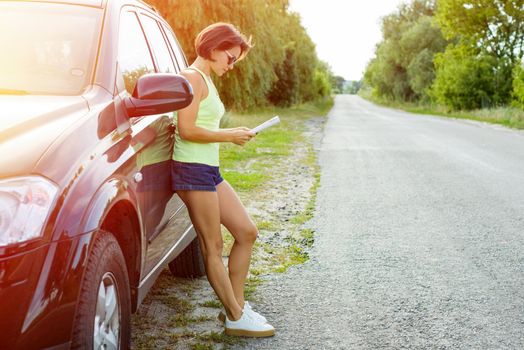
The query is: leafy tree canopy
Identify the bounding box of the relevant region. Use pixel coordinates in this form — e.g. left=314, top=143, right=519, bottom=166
left=149, top=0, right=332, bottom=111
left=436, top=0, right=524, bottom=63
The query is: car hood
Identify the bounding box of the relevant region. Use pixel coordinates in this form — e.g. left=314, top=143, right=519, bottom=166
left=0, top=95, right=89, bottom=178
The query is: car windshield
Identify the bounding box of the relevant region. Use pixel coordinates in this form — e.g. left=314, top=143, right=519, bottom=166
left=0, top=2, right=102, bottom=95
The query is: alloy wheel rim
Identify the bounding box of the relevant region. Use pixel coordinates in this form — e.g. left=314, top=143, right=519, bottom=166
left=93, top=272, right=120, bottom=350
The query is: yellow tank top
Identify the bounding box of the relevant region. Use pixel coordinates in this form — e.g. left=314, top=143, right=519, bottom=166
left=172, top=66, right=225, bottom=166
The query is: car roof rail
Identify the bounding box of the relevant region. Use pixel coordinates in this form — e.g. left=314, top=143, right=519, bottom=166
left=4, top=0, right=105, bottom=8
left=137, top=0, right=158, bottom=13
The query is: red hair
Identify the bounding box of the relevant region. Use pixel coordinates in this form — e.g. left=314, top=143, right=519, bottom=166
left=195, top=22, right=252, bottom=62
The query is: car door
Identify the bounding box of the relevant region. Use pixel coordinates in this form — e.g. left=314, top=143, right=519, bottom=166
left=116, top=9, right=190, bottom=276
left=133, top=11, right=193, bottom=274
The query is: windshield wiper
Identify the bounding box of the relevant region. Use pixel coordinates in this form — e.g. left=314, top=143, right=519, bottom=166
left=0, top=88, right=29, bottom=95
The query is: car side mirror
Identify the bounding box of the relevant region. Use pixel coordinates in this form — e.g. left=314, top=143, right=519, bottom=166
left=124, top=73, right=193, bottom=118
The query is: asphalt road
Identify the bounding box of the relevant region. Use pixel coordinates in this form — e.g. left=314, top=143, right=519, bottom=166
left=234, top=95, right=524, bottom=349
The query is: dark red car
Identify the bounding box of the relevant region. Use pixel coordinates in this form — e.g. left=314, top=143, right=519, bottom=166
left=0, top=1, right=205, bottom=348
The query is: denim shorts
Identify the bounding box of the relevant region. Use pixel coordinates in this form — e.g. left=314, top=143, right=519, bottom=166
left=171, top=160, right=224, bottom=192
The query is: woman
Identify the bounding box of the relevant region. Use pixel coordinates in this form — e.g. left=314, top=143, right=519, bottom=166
left=172, top=23, right=275, bottom=338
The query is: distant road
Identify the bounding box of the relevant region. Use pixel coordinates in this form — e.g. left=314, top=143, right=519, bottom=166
left=235, top=95, right=524, bottom=349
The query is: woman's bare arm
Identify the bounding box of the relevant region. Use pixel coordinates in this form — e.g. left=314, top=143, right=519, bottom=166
left=176, top=70, right=254, bottom=146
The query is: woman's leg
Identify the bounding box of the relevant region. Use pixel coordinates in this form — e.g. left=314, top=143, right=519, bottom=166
left=216, top=180, right=258, bottom=308
left=176, top=190, right=243, bottom=320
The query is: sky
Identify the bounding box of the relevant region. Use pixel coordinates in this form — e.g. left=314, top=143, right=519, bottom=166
left=288, top=0, right=407, bottom=81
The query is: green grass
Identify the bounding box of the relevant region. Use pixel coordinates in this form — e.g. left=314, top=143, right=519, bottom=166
left=199, top=299, right=222, bottom=309
left=195, top=331, right=245, bottom=346
left=268, top=160, right=320, bottom=274
left=290, top=213, right=310, bottom=225
left=244, top=275, right=262, bottom=300
left=168, top=331, right=198, bottom=342
left=220, top=101, right=333, bottom=192
left=168, top=314, right=213, bottom=328
left=273, top=246, right=308, bottom=273
left=300, top=229, right=315, bottom=248
left=157, top=294, right=194, bottom=314
left=168, top=313, right=193, bottom=328
left=218, top=100, right=331, bottom=278
left=131, top=333, right=157, bottom=350
left=361, top=93, right=524, bottom=129
left=220, top=170, right=269, bottom=192
left=221, top=101, right=327, bottom=276
left=255, top=220, right=280, bottom=231
left=191, top=343, right=214, bottom=350
left=404, top=105, right=524, bottom=129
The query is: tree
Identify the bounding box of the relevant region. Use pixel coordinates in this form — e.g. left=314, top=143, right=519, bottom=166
left=365, top=41, right=412, bottom=100
left=401, top=16, right=447, bottom=98
left=364, top=0, right=446, bottom=101
left=331, top=76, right=346, bottom=94
left=436, top=0, right=524, bottom=63
left=148, top=0, right=331, bottom=111
left=267, top=47, right=299, bottom=106
left=434, top=0, right=523, bottom=107
left=344, top=81, right=362, bottom=94
left=278, top=12, right=322, bottom=104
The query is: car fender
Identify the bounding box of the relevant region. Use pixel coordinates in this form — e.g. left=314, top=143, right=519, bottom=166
left=81, top=177, right=139, bottom=233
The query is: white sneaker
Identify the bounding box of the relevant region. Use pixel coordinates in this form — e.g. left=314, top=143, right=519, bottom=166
left=244, top=301, right=268, bottom=324
left=218, top=302, right=268, bottom=324
left=225, top=312, right=275, bottom=337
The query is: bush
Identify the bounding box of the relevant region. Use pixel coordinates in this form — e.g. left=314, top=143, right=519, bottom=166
left=430, top=45, right=511, bottom=110
left=512, top=63, right=524, bottom=109
left=311, top=62, right=332, bottom=101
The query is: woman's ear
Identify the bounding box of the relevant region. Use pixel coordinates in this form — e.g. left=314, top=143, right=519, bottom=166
left=209, top=49, right=216, bottom=60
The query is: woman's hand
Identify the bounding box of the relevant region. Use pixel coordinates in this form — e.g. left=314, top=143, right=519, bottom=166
left=228, top=127, right=255, bottom=146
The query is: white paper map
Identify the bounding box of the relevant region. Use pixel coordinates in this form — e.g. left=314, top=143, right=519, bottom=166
left=251, top=116, right=280, bottom=134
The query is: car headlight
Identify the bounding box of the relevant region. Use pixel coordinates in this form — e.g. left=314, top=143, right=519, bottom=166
left=0, top=176, right=58, bottom=247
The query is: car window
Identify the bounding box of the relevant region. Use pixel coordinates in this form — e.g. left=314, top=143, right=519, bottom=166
left=118, top=11, right=155, bottom=95
left=0, top=2, right=101, bottom=95
left=161, top=24, right=188, bottom=70
left=139, top=14, right=177, bottom=74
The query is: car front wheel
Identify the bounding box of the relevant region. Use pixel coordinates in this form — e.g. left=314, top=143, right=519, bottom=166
left=71, top=230, right=131, bottom=350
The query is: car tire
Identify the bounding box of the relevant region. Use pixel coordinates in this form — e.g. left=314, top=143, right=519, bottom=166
left=71, top=230, right=131, bottom=350
left=169, top=237, right=206, bottom=278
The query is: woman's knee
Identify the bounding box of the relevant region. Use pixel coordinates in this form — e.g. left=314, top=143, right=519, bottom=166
left=238, top=224, right=258, bottom=244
